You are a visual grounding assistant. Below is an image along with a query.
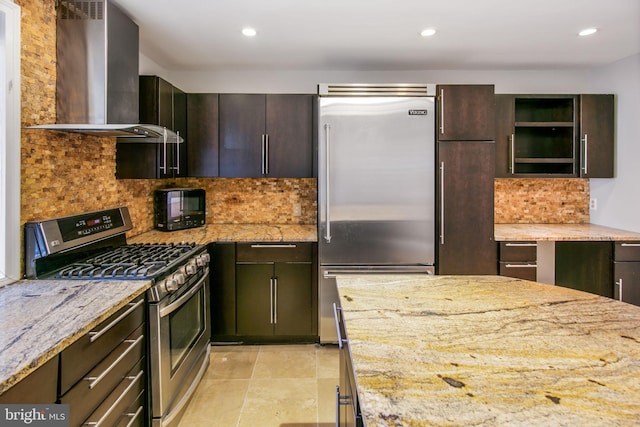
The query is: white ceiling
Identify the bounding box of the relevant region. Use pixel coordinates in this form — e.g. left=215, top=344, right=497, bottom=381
left=111, top=0, right=640, bottom=72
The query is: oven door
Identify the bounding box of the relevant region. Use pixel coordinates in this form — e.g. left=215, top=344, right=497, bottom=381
left=149, top=267, right=211, bottom=427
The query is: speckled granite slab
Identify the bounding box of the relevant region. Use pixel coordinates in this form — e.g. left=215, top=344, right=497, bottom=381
left=495, top=223, right=640, bottom=241
left=127, top=223, right=317, bottom=244
left=0, top=280, right=150, bottom=394
left=336, top=275, right=640, bottom=426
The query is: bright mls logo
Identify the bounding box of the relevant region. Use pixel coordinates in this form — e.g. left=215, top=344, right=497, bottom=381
left=408, top=109, right=428, bottom=116
left=1, top=405, right=69, bottom=426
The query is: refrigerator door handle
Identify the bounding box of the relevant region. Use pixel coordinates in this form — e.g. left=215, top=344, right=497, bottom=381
left=324, top=123, right=332, bottom=243
left=440, top=161, right=445, bottom=245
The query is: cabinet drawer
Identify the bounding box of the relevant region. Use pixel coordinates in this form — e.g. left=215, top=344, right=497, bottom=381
left=499, top=241, right=537, bottom=261
left=499, top=262, right=537, bottom=281
left=61, top=325, right=144, bottom=427
left=237, top=242, right=312, bottom=262
left=614, top=242, right=640, bottom=262
left=114, top=391, right=145, bottom=427
left=81, top=359, right=145, bottom=427
left=60, top=296, right=145, bottom=394
left=0, top=356, right=58, bottom=404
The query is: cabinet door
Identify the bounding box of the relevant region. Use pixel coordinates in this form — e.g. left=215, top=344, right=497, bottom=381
left=187, top=93, right=219, bottom=177
left=437, top=141, right=496, bottom=274
left=210, top=243, right=235, bottom=338
left=265, top=94, right=314, bottom=177
left=219, top=94, right=266, bottom=177
left=437, top=85, right=495, bottom=141
left=614, top=262, right=640, bottom=306
left=556, top=242, right=613, bottom=298
left=580, top=94, right=614, bottom=178
left=274, top=262, right=312, bottom=335
left=236, top=263, right=274, bottom=336
left=495, top=94, right=515, bottom=177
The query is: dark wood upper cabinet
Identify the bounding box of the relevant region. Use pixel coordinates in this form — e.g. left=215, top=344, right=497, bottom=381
left=495, top=93, right=614, bottom=178
left=116, top=75, right=186, bottom=179
left=186, top=93, right=219, bottom=177
left=219, top=94, right=314, bottom=178
left=436, top=84, right=496, bottom=141
left=580, top=94, right=614, bottom=178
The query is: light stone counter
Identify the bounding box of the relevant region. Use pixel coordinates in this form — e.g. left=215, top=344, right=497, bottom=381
left=0, top=279, right=150, bottom=394
left=336, top=274, right=640, bottom=426
left=495, top=223, right=640, bottom=241
left=128, top=223, right=317, bottom=245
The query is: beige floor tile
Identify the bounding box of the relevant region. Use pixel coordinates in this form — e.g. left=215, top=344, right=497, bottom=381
left=252, top=347, right=317, bottom=379
left=209, top=346, right=259, bottom=380
left=238, top=378, right=318, bottom=427
left=316, top=344, right=340, bottom=379
left=179, top=378, right=249, bottom=427
left=317, top=378, right=340, bottom=425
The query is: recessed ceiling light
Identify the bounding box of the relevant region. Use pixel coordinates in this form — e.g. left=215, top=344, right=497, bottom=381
left=420, top=28, right=437, bottom=37
left=242, top=27, right=257, bottom=37
left=578, top=28, right=598, bottom=36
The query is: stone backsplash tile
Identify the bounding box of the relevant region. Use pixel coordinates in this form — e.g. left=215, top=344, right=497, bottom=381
left=495, top=178, right=590, bottom=224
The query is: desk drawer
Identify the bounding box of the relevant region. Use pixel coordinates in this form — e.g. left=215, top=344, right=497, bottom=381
left=615, top=242, right=640, bottom=262
left=499, top=241, right=537, bottom=262
left=499, top=261, right=537, bottom=281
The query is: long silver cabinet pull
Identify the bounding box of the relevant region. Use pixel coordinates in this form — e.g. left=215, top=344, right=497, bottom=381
left=332, top=303, right=344, bottom=350
left=274, top=278, right=278, bottom=324
left=85, top=335, right=144, bottom=389
left=270, top=278, right=274, bottom=324
left=261, top=134, right=266, bottom=175
left=505, top=264, right=537, bottom=268
left=89, top=299, right=144, bottom=343
left=335, top=386, right=350, bottom=427
left=123, top=406, right=143, bottom=427
left=265, top=134, right=270, bottom=175
left=439, top=88, right=445, bottom=134
left=616, top=278, right=623, bottom=301
left=175, top=131, right=180, bottom=174
left=440, top=161, right=445, bottom=245
left=160, top=268, right=208, bottom=318
left=83, top=370, right=143, bottom=427
left=324, top=123, right=332, bottom=243
left=621, top=243, right=640, bottom=247
left=250, top=244, right=297, bottom=248
left=582, top=134, right=588, bottom=175
left=510, top=134, right=515, bottom=174
left=505, top=243, right=537, bottom=247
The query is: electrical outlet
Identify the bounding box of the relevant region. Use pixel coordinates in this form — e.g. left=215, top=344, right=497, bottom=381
left=590, top=198, right=598, bottom=210
left=293, top=203, right=302, bottom=216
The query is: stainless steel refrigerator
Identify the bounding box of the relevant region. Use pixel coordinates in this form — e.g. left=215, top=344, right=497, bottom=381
left=318, top=84, right=436, bottom=343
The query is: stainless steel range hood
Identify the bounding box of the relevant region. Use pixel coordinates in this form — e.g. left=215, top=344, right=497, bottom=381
left=29, top=0, right=181, bottom=143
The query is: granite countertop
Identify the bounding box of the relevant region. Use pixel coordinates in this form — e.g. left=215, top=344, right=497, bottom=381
left=0, top=279, right=151, bottom=394
left=495, top=223, right=640, bottom=241
left=336, top=274, right=640, bottom=426
left=127, top=223, right=317, bottom=245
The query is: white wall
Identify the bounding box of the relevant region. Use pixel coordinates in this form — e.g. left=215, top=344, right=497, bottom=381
left=588, top=54, right=640, bottom=232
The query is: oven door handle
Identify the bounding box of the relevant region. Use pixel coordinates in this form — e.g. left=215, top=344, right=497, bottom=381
left=159, top=268, right=208, bottom=318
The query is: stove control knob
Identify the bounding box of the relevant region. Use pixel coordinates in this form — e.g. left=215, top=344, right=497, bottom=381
left=196, top=253, right=210, bottom=267
left=164, top=278, right=179, bottom=292
left=185, top=262, right=197, bottom=275
left=173, top=272, right=186, bottom=285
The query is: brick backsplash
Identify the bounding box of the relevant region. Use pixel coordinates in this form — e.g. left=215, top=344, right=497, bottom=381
left=495, top=178, right=590, bottom=224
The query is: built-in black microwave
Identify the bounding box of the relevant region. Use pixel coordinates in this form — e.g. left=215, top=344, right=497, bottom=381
left=154, top=188, right=205, bottom=231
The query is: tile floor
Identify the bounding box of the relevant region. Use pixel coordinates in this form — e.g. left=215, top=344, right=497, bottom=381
left=179, top=344, right=340, bottom=427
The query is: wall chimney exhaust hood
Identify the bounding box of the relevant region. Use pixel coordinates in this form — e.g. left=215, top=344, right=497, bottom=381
left=29, top=0, right=182, bottom=144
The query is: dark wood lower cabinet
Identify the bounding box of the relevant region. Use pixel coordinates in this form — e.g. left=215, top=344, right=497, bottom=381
left=555, top=242, right=613, bottom=297
left=437, top=141, right=496, bottom=274
left=613, top=242, right=640, bottom=306
left=211, top=242, right=317, bottom=343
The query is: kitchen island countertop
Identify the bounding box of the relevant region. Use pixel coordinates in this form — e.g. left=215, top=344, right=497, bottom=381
left=495, top=223, right=640, bottom=241
left=128, top=223, right=317, bottom=245
left=0, top=279, right=150, bottom=394
left=336, top=274, right=640, bottom=426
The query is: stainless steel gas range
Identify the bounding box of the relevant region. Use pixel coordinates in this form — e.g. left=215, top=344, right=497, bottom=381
left=24, top=207, right=210, bottom=427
